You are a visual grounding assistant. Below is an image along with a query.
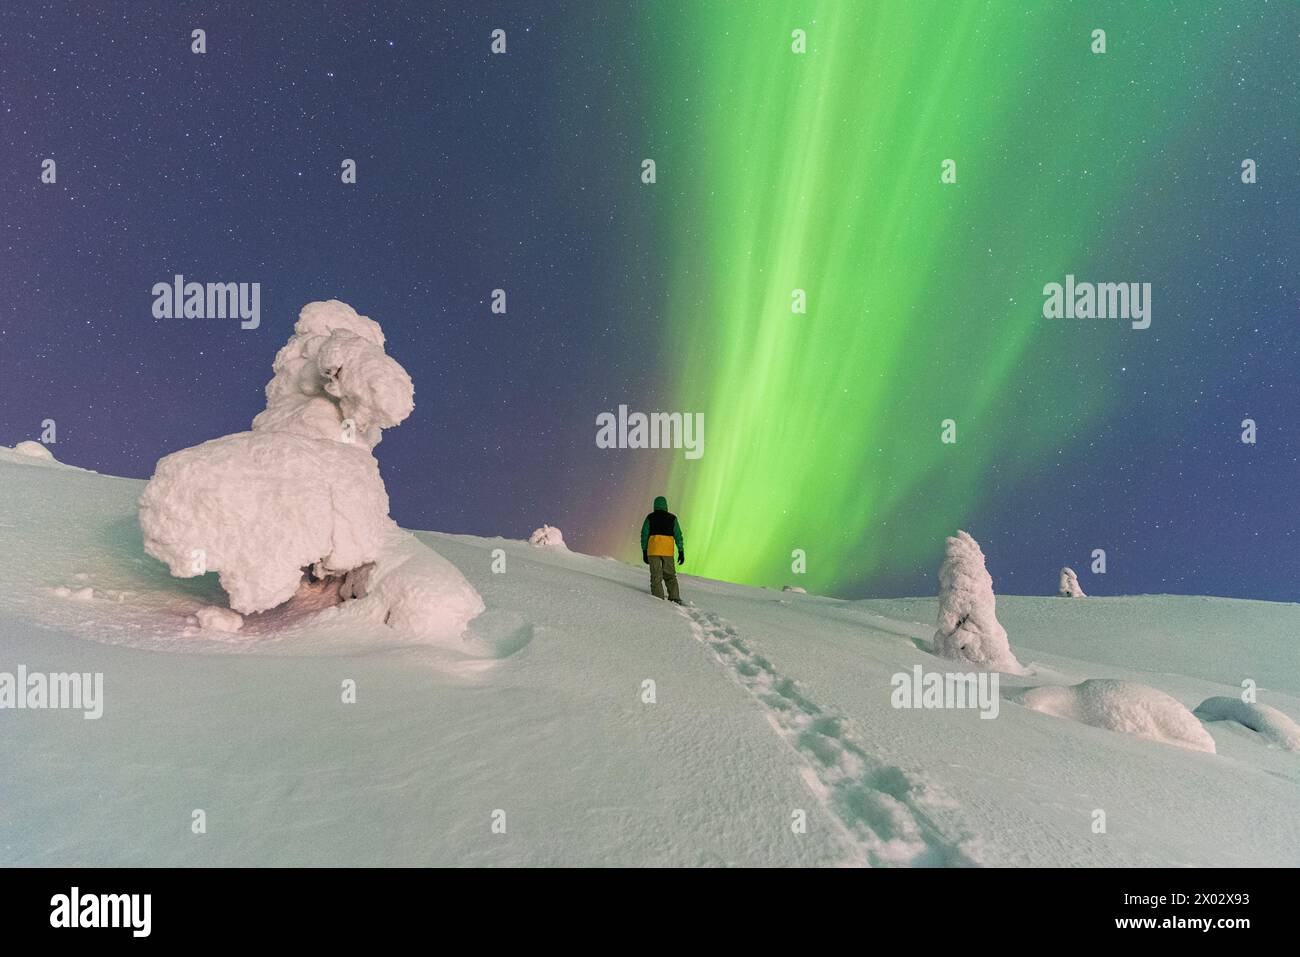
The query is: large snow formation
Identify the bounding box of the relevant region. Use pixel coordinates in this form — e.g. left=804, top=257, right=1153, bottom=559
left=138, top=300, right=483, bottom=636
left=931, top=531, right=1023, bottom=673
left=1194, top=696, right=1300, bottom=751
left=1058, top=567, right=1085, bottom=597
left=1020, top=679, right=1216, bottom=753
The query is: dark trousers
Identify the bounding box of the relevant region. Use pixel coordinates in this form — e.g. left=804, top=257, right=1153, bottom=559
left=648, top=555, right=680, bottom=601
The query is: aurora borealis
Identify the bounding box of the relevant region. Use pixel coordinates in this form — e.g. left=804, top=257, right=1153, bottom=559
left=595, top=2, right=1298, bottom=598
left=3, top=2, right=1296, bottom=600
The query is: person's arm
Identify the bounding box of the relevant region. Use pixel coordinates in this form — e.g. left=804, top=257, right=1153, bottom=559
left=640, top=516, right=650, bottom=562
left=674, top=517, right=684, bottom=564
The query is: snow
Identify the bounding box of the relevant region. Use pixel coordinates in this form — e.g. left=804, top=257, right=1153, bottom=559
left=1195, top=696, right=1300, bottom=751
left=528, top=524, right=566, bottom=548
left=193, top=605, right=244, bottom=633
left=340, top=526, right=485, bottom=643
left=2, top=452, right=1299, bottom=866
left=1058, top=566, right=1085, bottom=597
left=52, top=585, right=94, bottom=601
left=137, top=300, right=480, bottom=637
left=139, top=430, right=392, bottom=613
left=931, top=530, right=1024, bottom=673
left=251, top=300, right=413, bottom=450
left=12, top=440, right=54, bottom=460
left=1016, top=679, right=1217, bottom=753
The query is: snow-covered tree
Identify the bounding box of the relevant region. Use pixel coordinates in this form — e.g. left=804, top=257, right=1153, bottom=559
left=528, top=524, right=566, bottom=548
left=138, top=300, right=483, bottom=639
left=932, top=530, right=1023, bottom=673
left=1058, top=566, right=1085, bottom=597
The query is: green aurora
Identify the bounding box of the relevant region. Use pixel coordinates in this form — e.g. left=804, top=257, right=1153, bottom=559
left=603, top=2, right=1259, bottom=594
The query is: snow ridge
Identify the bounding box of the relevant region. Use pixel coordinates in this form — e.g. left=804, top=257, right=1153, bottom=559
left=677, top=604, right=979, bottom=867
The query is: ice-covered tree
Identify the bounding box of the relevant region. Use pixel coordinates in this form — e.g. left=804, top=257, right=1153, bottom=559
left=1058, top=566, right=1085, bottom=597
left=528, top=524, right=566, bottom=548
left=932, top=530, right=1023, bottom=673
left=139, top=300, right=483, bottom=639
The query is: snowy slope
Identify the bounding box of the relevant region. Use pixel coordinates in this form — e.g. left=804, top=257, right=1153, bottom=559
left=1, top=447, right=1297, bottom=866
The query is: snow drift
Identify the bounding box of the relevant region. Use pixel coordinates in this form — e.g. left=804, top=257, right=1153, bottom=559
left=137, top=300, right=482, bottom=637
left=1194, top=696, right=1300, bottom=751
left=1019, top=679, right=1216, bottom=753
left=931, top=531, right=1023, bottom=673
left=1058, top=566, right=1085, bottom=597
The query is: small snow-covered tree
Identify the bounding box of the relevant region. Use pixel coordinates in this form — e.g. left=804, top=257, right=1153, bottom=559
left=932, top=530, right=1023, bottom=673
left=1058, top=566, right=1085, bottom=597
left=528, top=524, right=566, bottom=548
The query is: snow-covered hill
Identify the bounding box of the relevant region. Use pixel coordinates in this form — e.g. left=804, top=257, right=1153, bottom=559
left=1, top=447, right=1297, bottom=866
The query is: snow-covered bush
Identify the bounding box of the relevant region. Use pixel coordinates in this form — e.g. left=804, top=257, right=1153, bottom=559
left=1058, top=567, right=1085, bottom=597
left=1194, top=696, right=1300, bottom=751
left=528, top=524, right=566, bottom=548
left=138, top=300, right=483, bottom=638
left=1019, top=679, right=1215, bottom=753
left=932, top=530, right=1023, bottom=673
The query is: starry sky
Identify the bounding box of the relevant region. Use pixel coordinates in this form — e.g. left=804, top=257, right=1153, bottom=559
left=2, top=2, right=1297, bottom=601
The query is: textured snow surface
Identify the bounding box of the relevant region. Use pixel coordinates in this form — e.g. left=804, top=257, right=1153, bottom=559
left=931, top=530, right=1023, bottom=673
left=2, top=453, right=1298, bottom=866
left=1018, top=678, right=1217, bottom=753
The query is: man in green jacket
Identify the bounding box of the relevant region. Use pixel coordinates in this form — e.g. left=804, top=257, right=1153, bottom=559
left=640, top=495, right=684, bottom=603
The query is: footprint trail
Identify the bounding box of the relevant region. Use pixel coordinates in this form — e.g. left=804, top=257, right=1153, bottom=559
left=677, top=604, right=981, bottom=867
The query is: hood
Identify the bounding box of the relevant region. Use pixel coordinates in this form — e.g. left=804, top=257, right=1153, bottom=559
left=653, top=496, right=668, bottom=511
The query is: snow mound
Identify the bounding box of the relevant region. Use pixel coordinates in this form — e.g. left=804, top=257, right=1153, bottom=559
left=193, top=606, right=244, bottom=633
left=13, top=440, right=54, bottom=460
left=528, top=524, right=566, bottom=548
left=52, top=586, right=94, bottom=601
left=347, top=527, right=486, bottom=641
left=1020, top=679, right=1216, bottom=753
left=1058, top=566, right=1085, bottom=597
left=931, top=530, right=1023, bottom=673
left=138, top=300, right=482, bottom=639
left=1194, top=696, right=1300, bottom=751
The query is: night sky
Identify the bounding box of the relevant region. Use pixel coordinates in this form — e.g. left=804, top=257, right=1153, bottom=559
left=2, top=2, right=1297, bottom=602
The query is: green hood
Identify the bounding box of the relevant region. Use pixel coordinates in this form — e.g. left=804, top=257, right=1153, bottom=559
left=653, top=496, right=668, bottom=511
